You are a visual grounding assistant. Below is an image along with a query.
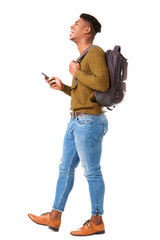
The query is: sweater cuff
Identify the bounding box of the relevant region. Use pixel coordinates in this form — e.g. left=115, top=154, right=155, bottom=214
left=61, top=83, right=71, bottom=96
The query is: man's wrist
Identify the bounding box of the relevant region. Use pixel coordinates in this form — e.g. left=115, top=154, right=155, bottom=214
left=60, top=83, right=64, bottom=91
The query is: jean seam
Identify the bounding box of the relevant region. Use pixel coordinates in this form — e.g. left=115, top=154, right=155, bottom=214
left=92, top=181, right=99, bottom=215
left=57, top=150, right=77, bottom=210
left=90, top=122, right=93, bottom=147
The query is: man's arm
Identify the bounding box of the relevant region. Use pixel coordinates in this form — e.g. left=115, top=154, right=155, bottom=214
left=74, top=48, right=109, bottom=92
left=61, top=83, right=71, bottom=96
left=45, top=77, right=71, bottom=97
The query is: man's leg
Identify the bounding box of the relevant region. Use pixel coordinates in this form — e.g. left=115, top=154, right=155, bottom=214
left=70, top=114, right=108, bottom=236
left=28, top=118, right=80, bottom=230
left=52, top=118, right=80, bottom=213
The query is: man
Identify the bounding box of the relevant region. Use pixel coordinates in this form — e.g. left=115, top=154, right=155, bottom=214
left=28, top=13, right=109, bottom=236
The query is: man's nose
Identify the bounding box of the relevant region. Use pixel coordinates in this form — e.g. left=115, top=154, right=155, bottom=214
left=70, top=24, right=74, bottom=29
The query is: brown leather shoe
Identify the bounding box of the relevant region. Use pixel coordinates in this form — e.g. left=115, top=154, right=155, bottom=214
left=70, top=220, right=105, bottom=236
left=28, top=212, right=61, bottom=231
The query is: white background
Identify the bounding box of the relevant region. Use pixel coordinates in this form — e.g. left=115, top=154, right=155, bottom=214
left=0, top=0, right=160, bottom=239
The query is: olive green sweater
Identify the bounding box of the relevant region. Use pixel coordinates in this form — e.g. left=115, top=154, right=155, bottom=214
left=61, top=46, right=109, bottom=114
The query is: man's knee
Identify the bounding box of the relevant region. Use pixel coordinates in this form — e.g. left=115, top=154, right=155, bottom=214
left=59, top=161, right=75, bottom=178
left=83, top=166, right=102, bottom=180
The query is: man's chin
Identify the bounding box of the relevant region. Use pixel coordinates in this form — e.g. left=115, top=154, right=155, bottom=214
left=69, top=36, right=75, bottom=42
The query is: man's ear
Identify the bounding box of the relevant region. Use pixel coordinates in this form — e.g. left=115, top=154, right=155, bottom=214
left=84, top=26, right=91, bottom=34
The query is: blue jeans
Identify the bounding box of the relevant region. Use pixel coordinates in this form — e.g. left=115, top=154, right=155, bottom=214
left=52, top=113, right=108, bottom=216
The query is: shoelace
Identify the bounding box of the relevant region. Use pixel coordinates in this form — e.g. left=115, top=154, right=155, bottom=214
left=83, top=220, right=92, bottom=228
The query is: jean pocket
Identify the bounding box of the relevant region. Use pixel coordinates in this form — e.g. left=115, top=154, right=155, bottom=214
left=77, top=115, right=94, bottom=124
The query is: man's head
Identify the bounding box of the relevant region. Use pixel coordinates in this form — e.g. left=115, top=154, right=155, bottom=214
left=70, top=13, right=101, bottom=43
left=80, top=13, right=101, bottom=36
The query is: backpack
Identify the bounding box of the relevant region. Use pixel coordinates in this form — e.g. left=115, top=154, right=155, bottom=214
left=75, top=45, right=128, bottom=110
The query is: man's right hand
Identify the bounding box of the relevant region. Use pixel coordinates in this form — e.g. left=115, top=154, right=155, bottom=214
left=45, top=77, right=64, bottom=91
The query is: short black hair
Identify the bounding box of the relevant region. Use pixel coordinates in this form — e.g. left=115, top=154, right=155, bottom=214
left=80, top=13, right=101, bottom=34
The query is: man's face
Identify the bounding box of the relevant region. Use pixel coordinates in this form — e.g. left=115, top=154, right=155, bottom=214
left=70, top=18, right=89, bottom=42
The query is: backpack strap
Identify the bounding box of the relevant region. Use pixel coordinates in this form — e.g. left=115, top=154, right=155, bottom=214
left=71, top=45, right=96, bottom=91
left=113, top=45, right=121, bottom=52
left=75, top=45, right=96, bottom=63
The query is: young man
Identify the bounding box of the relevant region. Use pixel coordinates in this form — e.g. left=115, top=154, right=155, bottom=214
left=28, top=13, right=109, bottom=236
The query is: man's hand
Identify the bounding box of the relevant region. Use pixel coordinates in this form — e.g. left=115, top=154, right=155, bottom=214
left=45, top=77, right=64, bottom=91
left=69, top=61, right=80, bottom=76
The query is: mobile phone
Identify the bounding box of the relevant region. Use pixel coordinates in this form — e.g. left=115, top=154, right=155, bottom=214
left=41, top=72, right=56, bottom=85
left=41, top=72, right=49, bottom=79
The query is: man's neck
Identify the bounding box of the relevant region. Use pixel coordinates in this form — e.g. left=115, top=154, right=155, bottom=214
left=76, top=41, right=93, bottom=54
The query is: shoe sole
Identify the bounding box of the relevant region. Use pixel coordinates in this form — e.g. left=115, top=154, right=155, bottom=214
left=48, top=226, right=59, bottom=232
left=30, top=221, right=59, bottom=232
left=70, top=230, right=105, bottom=236
left=95, top=230, right=105, bottom=235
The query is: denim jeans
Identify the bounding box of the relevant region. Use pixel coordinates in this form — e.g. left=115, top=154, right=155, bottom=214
left=52, top=113, right=108, bottom=216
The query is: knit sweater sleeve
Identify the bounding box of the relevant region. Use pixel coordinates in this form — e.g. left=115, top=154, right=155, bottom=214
left=74, top=47, right=109, bottom=92
left=61, top=83, right=71, bottom=96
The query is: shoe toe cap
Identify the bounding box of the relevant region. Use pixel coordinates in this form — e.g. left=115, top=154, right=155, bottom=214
left=70, top=231, right=80, bottom=236
left=28, top=213, right=36, bottom=221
